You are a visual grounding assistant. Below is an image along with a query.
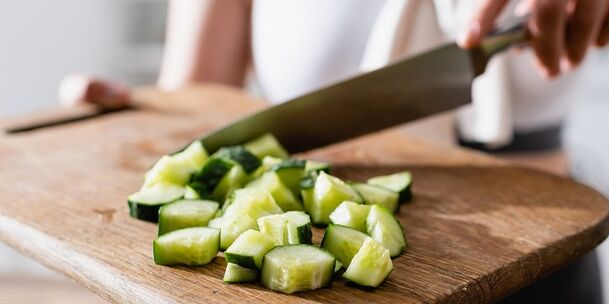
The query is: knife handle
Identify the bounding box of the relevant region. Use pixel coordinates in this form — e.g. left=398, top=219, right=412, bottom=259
left=472, top=16, right=529, bottom=75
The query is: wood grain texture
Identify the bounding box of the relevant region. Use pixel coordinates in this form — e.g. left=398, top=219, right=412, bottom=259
left=0, top=84, right=608, bottom=304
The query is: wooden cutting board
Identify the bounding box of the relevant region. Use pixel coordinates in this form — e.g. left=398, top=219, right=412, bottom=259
left=1, top=85, right=608, bottom=304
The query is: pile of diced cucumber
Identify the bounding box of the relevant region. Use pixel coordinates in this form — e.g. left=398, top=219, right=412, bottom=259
left=128, top=133, right=413, bottom=293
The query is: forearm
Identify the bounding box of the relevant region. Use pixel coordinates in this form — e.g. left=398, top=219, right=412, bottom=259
left=158, top=0, right=251, bottom=90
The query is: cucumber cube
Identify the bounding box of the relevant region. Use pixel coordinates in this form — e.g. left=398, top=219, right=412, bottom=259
left=308, top=172, right=364, bottom=225
left=261, top=245, right=335, bottom=294
left=320, top=224, right=368, bottom=267
left=329, top=201, right=371, bottom=232
left=225, top=230, right=276, bottom=269
left=343, top=238, right=393, bottom=287
left=366, top=205, right=407, bottom=257
left=158, top=199, right=219, bottom=236
left=153, top=227, right=220, bottom=266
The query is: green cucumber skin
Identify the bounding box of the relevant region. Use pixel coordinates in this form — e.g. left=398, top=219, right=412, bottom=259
left=224, top=253, right=257, bottom=270
left=213, top=146, right=261, bottom=173
left=297, top=223, right=313, bottom=245
left=128, top=200, right=164, bottom=222
left=189, top=158, right=233, bottom=198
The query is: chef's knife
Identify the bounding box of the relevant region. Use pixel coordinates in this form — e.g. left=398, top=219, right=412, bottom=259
left=201, top=18, right=528, bottom=154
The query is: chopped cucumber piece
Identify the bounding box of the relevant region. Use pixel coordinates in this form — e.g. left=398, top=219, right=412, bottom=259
left=270, top=159, right=305, bottom=194
left=367, top=171, right=413, bottom=203
left=225, top=230, right=276, bottom=269
left=343, top=238, right=393, bottom=287
left=211, top=164, right=247, bottom=202
left=308, top=172, right=364, bottom=225
left=257, top=211, right=312, bottom=245
left=329, top=201, right=371, bottom=233
left=183, top=185, right=200, bottom=199
left=213, top=146, right=261, bottom=173
left=143, top=141, right=207, bottom=188
left=244, top=133, right=289, bottom=159
left=188, top=157, right=234, bottom=199
left=247, top=172, right=303, bottom=211
left=320, top=224, right=368, bottom=267
left=158, top=200, right=219, bottom=236
left=128, top=183, right=184, bottom=222
left=261, top=245, right=335, bottom=294
left=352, top=183, right=399, bottom=213
left=223, top=263, right=259, bottom=283
left=153, top=227, right=220, bottom=266
left=173, top=141, right=208, bottom=170
left=305, top=160, right=331, bottom=174
left=208, top=214, right=258, bottom=250
left=366, top=205, right=407, bottom=257
left=223, top=188, right=283, bottom=220
left=249, top=156, right=282, bottom=181
left=142, top=156, right=193, bottom=188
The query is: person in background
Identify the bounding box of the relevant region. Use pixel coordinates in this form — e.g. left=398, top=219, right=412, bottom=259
left=59, top=1, right=609, bottom=303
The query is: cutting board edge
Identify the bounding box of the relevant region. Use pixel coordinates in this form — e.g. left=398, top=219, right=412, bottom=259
left=0, top=214, right=172, bottom=304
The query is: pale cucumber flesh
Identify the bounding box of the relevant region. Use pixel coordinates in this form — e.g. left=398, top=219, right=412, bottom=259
left=261, top=245, right=335, bottom=294
left=153, top=227, right=219, bottom=266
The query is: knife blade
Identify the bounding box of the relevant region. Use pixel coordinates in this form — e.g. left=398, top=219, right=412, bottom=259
left=201, top=18, right=527, bottom=154
left=204, top=44, right=471, bottom=154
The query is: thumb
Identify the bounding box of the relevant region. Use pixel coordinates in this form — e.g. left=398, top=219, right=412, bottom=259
left=458, top=0, right=510, bottom=48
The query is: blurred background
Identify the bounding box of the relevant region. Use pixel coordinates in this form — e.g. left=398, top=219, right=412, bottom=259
left=1, top=0, right=609, bottom=303
left=0, top=0, right=165, bottom=303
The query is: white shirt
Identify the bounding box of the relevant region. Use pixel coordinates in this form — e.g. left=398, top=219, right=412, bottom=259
left=251, top=0, right=607, bottom=147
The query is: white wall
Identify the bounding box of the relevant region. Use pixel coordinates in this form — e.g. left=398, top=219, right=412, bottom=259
left=0, top=0, right=166, bottom=118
